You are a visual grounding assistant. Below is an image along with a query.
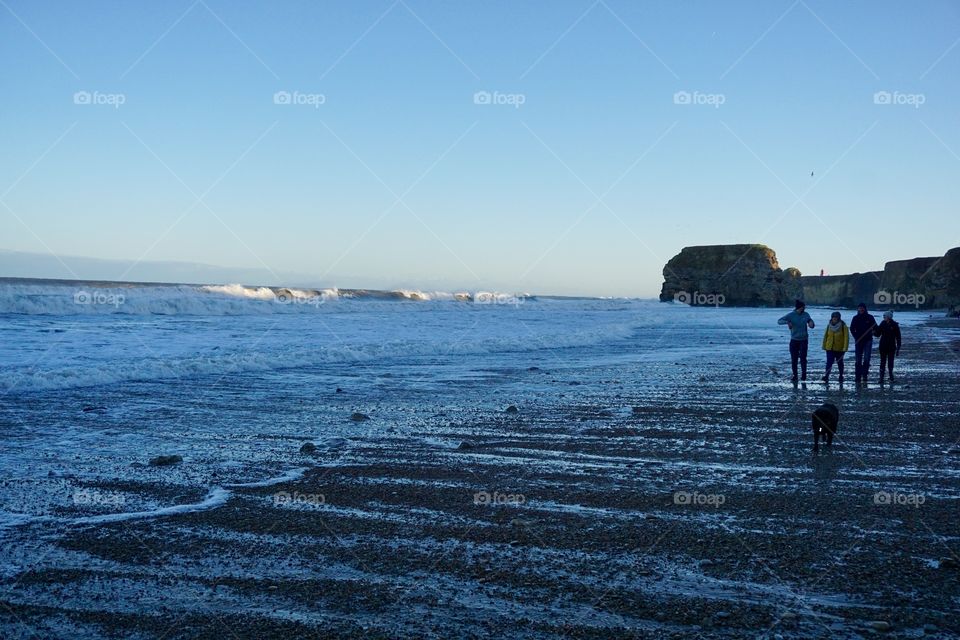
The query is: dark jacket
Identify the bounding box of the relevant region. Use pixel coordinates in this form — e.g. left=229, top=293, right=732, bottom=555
left=875, top=319, right=901, bottom=353
left=850, top=312, right=877, bottom=345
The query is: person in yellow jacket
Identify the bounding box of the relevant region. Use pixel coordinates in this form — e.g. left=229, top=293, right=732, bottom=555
left=821, top=311, right=850, bottom=383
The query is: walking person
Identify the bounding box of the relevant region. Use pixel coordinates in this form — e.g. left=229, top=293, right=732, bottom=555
left=849, top=302, right=877, bottom=384
left=875, top=310, right=902, bottom=383
left=821, top=311, right=849, bottom=383
left=778, top=300, right=815, bottom=381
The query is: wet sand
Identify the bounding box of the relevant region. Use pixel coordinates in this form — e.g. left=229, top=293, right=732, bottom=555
left=2, top=321, right=959, bottom=639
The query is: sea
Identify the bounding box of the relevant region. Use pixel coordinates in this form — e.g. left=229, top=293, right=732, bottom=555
left=0, top=277, right=936, bottom=529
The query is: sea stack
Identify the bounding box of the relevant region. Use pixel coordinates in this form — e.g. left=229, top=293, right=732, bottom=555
left=659, top=244, right=802, bottom=307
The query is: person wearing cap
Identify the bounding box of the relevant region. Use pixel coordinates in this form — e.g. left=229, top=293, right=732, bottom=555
left=821, top=311, right=849, bottom=383
left=849, top=302, right=877, bottom=384
left=874, top=310, right=902, bottom=383
left=778, top=299, right=815, bottom=381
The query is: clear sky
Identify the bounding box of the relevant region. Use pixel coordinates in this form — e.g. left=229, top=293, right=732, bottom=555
left=1, top=0, right=958, bottom=297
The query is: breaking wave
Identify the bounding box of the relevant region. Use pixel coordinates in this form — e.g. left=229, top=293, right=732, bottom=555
left=0, top=279, right=535, bottom=316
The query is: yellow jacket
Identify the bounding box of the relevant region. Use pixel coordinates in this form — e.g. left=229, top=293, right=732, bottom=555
left=822, top=322, right=850, bottom=352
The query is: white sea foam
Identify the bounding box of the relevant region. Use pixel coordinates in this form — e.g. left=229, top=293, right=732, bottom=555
left=69, top=487, right=232, bottom=525
left=0, top=468, right=311, bottom=530
left=0, top=280, right=548, bottom=315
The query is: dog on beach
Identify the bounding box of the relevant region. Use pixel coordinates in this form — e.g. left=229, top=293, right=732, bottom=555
left=811, top=402, right=839, bottom=452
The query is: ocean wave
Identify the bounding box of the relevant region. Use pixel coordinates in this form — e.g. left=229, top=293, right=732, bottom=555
left=0, top=279, right=535, bottom=316
left=1, top=316, right=639, bottom=393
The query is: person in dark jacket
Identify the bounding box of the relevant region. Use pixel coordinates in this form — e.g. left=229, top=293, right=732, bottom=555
left=875, top=310, right=902, bottom=383
left=849, top=302, right=877, bottom=384
left=778, top=300, right=815, bottom=381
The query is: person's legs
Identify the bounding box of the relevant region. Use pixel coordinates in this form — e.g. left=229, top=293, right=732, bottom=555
left=825, top=350, right=836, bottom=379
left=836, top=352, right=844, bottom=379
left=853, top=341, right=863, bottom=380
left=799, top=340, right=808, bottom=379
left=789, top=340, right=800, bottom=379
left=863, top=340, right=873, bottom=379
left=879, top=352, right=888, bottom=382
left=888, top=350, right=896, bottom=380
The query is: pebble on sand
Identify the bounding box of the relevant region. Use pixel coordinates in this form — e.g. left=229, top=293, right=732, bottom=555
left=505, top=405, right=519, bottom=414
left=148, top=455, right=183, bottom=467
left=866, top=621, right=892, bottom=632
left=299, top=442, right=317, bottom=454
left=351, top=412, right=370, bottom=422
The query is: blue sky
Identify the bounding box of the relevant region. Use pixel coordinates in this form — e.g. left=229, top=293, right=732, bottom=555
left=1, top=0, right=958, bottom=296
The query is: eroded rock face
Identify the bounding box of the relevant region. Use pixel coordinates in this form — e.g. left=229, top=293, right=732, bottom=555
left=924, top=248, right=960, bottom=314
left=800, top=272, right=882, bottom=308
left=661, top=245, right=960, bottom=315
left=658, top=244, right=802, bottom=307
left=879, top=257, right=940, bottom=300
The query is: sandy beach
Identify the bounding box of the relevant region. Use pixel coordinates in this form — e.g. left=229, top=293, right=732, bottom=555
left=1, top=310, right=958, bottom=639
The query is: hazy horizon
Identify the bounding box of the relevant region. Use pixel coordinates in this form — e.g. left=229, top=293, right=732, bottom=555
left=2, top=1, right=958, bottom=297
left=0, top=243, right=950, bottom=299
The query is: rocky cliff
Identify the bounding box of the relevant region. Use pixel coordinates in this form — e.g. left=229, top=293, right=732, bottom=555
left=658, top=244, right=802, bottom=307
left=799, top=272, right=882, bottom=308
left=918, top=248, right=960, bottom=314
left=662, top=245, right=960, bottom=315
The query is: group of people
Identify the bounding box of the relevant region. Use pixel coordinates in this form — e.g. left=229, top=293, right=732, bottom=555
left=778, top=300, right=901, bottom=384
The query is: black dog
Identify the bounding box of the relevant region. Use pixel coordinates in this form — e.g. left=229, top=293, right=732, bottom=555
left=812, top=403, right=839, bottom=452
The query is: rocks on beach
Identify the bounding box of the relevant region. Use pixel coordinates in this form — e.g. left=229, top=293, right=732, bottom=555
left=148, top=455, right=182, bottom=467
left=350, top=412, right=370, bottom=422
